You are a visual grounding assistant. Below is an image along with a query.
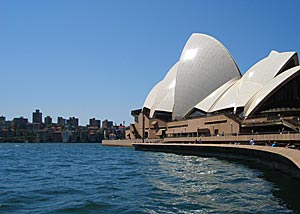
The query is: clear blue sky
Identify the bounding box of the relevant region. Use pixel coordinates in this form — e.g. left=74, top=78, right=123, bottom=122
left=1, top=0, right=300, bottom=125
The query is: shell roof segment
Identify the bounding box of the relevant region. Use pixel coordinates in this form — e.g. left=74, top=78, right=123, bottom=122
left=208, top=51, right=297, bottom=113
left=172, top=33, right=241, bottom=119
left=149, top=62, right=178, bottom=117
left=188, top=77, right=240, bottom=115
left=244, top=66, right=300, bottom=117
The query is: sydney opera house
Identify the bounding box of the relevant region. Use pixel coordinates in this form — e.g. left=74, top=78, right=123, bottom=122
left=127, top=33, right=300, bottom=141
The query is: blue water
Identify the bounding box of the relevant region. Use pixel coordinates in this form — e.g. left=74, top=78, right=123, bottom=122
left=0, top=143, right=299, bottom=213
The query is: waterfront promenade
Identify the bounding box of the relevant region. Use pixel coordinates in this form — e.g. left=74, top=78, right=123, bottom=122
left=103, top=132, right=300, bottom=147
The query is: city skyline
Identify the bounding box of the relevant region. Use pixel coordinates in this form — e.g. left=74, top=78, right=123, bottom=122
left=1, top=0, right=300, bottom=125
left=0, top=108, right=126, bottom=143
left=1, top=108, right=115, bottom=127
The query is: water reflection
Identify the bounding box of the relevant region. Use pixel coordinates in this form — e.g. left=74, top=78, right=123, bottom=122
left=255, top=165, right=300, bottom=212
left=144, top=152, right=298, bottom=213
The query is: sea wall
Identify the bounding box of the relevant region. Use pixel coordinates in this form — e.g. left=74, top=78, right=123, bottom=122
left=102, top=139, right=162, bottom=147
left=132, top=143, right=300, bottom=176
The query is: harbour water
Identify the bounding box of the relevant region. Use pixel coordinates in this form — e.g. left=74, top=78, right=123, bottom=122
left=0, top=143, right=300, bottom=213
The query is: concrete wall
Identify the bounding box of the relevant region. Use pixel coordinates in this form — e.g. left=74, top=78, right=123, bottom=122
left=132, top=143, right=300, bottom=176
left=128, top=112, right=168, bottom=139
left=167, top=114, right=240, bottom=136
left=102, top=138, right=162, bottom=147
left=163, top=132, right=300, bottom=145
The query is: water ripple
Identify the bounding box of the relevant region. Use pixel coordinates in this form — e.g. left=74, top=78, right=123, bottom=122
left=0, top=143, right=299, bottom=213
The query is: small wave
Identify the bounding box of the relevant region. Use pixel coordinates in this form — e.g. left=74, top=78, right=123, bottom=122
left=55, top=200, right=113, bottom=213
left=0, top=143, right=297, bottom=213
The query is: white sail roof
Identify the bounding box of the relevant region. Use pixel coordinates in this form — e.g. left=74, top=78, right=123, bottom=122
left=143, top=80, right=162, bottom=110
left=209, top=51, right=297, bottom=112
left=141, top=32, right=300, bottom=121
left=244, top=66, right=300, bottom=117
left=143, top=33, right=241, bottom=119
left=149, top=62, right=178, bottom=117
left=188, top=77, right=240, bottom=114
left=172, top=33, right=241, bottom=119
